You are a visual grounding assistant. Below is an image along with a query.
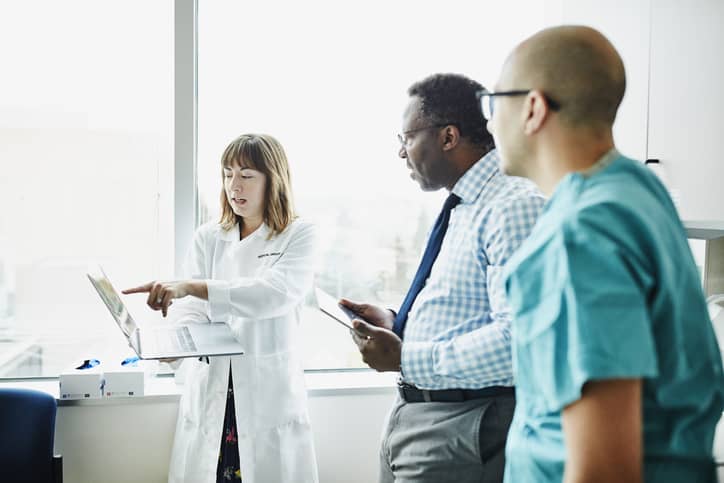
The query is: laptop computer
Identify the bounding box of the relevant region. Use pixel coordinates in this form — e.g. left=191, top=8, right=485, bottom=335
left=87, top=266, right=245, bottom=360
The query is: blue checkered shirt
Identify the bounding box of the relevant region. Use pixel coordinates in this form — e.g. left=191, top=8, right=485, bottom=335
left=400, top=149, right=546, bottom=389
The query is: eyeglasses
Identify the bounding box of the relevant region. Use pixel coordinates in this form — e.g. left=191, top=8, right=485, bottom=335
left=397, top=124, right=449, bottom=147
left=476, top=89, right=561, bottom=121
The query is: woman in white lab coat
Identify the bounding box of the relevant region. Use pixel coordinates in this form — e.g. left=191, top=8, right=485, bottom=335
left=124, top=133, right=319, bottom=483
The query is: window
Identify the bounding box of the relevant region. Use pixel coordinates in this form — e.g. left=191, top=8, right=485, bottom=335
left=0, top=0, right=544, bottom=378
left=196, top=0, right=545, bottom=369
left=0, top=1, right=173, bottom=377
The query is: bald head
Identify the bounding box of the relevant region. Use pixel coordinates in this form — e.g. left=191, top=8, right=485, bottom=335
left=505, top=26, right=626, bottom=129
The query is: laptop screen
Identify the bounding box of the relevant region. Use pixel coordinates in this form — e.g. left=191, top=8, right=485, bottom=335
left=86, top=267, right=139, bottom=338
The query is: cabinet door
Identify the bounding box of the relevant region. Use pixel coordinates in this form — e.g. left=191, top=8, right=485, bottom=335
left=648, top=0, right=724, bottom=220
left=544, top=0, right=651, bottom=161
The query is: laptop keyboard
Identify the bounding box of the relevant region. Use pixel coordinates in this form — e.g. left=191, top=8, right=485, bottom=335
left=152, top=326, right=198, bottom=353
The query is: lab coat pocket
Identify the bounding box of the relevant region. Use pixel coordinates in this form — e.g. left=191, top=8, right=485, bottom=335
left=251, top=351, right=306, bottom=430
left=180, top=358, right=211, bottom=427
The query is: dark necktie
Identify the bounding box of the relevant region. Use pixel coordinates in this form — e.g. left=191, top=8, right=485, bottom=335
left=393, top=192, right=461, bottom=338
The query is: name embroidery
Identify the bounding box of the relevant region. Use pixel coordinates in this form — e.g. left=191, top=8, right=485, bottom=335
left=258, top=252, right=282, bottom=259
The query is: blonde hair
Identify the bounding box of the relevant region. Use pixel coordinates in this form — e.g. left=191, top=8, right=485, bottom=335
left=219, top=133, right=296, bottom=238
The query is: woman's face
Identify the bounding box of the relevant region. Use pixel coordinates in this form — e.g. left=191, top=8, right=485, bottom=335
left=223, top=161, right=267, bottom=221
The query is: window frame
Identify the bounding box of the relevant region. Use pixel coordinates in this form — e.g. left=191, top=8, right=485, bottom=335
left=174, top=0, right=199, bottom=278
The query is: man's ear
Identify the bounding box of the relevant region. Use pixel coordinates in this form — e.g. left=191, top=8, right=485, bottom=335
left=523, top=90, right=550, bottom=135
left=441, top=125, right=461, bottom=152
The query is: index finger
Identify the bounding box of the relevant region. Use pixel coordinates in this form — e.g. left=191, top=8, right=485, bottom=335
left=122, top=282, right=153, bottom=295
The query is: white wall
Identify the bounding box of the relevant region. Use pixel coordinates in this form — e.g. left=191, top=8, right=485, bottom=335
left=56, top=397, right=179, bottom=483
left=52, top=385, right=396, bottom=483
left=310, top=389, right=396, bottom=483
left=647, top=0, right=724, bottom=220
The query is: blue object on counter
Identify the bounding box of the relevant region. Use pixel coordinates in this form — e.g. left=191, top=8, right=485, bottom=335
left=75, top=359, right=100, bottom=370
left=121, top=356, right=140, bottom=367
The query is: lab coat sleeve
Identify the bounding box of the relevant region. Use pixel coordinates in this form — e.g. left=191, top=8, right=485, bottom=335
left=168, top=226, right=211, bottom=325
left=206, top=221, right=319, bottom=322
left=401, top=194, right=545, bottom=388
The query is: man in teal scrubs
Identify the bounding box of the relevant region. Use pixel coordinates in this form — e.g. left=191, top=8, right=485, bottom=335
left=484, top=25, right=724, bottom=482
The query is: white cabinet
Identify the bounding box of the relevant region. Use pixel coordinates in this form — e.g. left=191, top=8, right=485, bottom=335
left=544, top=0, right=652, bottom=161
left=647, top=0, right=724, bottom=220
left=544, top=0, right=724, bottom=220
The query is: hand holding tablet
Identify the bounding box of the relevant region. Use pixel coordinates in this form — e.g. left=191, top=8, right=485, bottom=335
left=315, top=287, right=360, bottom=332
left=315, top=287, right=398, bottom=340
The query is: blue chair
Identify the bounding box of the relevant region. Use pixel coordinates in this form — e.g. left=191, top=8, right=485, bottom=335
left=0, top=388, right=63, bottom=483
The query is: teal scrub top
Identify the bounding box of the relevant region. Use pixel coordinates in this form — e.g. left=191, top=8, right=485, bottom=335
left=503, top=152, right=724, bottom=483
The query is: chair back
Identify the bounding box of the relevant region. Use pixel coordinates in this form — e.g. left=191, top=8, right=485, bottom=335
left=0, top=388, right=59, bottom=483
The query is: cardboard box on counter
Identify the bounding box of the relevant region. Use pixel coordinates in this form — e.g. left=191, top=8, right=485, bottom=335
left=103, top=365, right=144, bottom=398
left=59, top=359, right=103, bottom=400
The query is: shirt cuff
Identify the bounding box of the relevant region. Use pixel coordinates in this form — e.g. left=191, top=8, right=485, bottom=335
left=400, top=340, right=437, bottom=388
left=205, top=279, right=232, bottom=323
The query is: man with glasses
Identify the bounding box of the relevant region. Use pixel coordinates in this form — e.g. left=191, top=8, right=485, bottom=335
left=485, top=26, right=724, bottom=482
left=340, top=73, right=545, bottom=483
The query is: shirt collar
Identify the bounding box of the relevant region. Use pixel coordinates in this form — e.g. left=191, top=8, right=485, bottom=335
left=218, top=221, right=269, bottom=241
left=547, top=147, right=621, bottom=207
left=580, top=147, right=620, bottom=178
left=451, top=149, right=500, bottom=204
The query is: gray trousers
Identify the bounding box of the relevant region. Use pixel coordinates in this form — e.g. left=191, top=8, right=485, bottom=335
left=379, top=392, right=515, bottom=483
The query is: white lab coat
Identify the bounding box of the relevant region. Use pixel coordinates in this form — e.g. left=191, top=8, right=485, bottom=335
left=167, top=219, right=320, bottom=483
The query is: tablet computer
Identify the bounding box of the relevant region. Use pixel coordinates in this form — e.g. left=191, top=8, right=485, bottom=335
left=315, top=287, right=359, bottom=331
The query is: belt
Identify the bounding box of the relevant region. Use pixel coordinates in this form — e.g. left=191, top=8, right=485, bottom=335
left=397, top=382, right=514, bottom=403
